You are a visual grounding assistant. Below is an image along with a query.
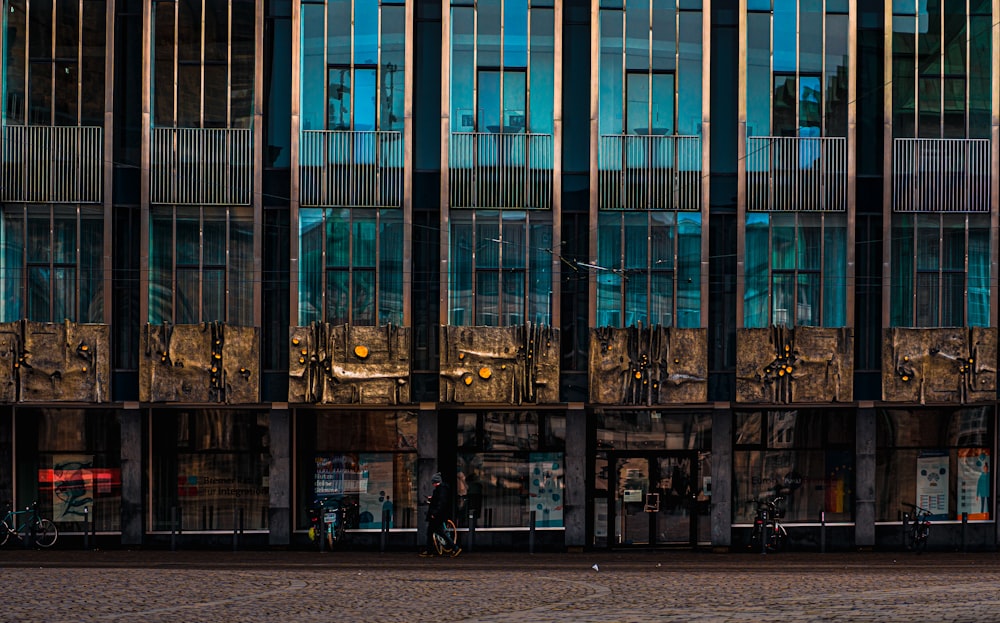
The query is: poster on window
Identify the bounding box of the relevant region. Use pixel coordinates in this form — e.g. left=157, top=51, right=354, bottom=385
left=52, top=455, right=94, bottom=522
left=314, top=454, right=367, bottom=496
left=357, top=454, right=394, bottom=529
left=957, top=449, right=990, bottom=520
left=529, top=453, right=564, bottom=528
left=916, top=451, right=949, bottom=520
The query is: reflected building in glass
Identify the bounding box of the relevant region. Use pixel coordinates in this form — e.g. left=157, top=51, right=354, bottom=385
left=0, top=0, right=998, bottom=552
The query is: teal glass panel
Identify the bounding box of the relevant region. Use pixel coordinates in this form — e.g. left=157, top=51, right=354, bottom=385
left=27, top=266, right=50, bottom=321
left=796, top=272, right=819, bottom=326
left=27, top=212, right=48, bottom=264
left=477, top=0, right=501, bottom=68
left=52, top=266, right=75, bottom=323
left=891, top=29, right=915, bottom=138
left=503, top=270, right=525, bottom=325
left=650, top=271, right=673, bottom=327
left=529, top=9, right=554, bottom=134
left=941, top=77, right=965, bottom=139
left=599, top=10, right=624, bottom=136
left=826, top=0, right=848, bottom=13
left=476, top=271, right=499, bottom=326
left=893, top=0, right=916, bottom=14
left=327, top=70, right=351, bottom=130
left=799, top=75, right=821, bottom=136
left=650, top=210, right=674, bottom=269
left=451, top=7, right=476, bottom=131
left=940, top=216, right=964, bottom=326
left=301, top=3, right=325, bottom=130
left=478, top=71, right=501, bottom=132
left=378, top=210, right=403, bottom=326
left=202, top=213, right=225, bottom=267
left=797, top=213, right=821, bottom=271
left=504, top=0, right=527, bottom=68
left=676, top=211, right=700, bottom=328
left=476, top=215, right=500, bottom=269
left=326, top=269, right=349, bottom=325
left=676, top=11, right=701, bottom=135
left=771, top=214, right=795, bottom=271
left=771, top=272, right=793, bottom=327
left=0, top=210, right=23, bottom=321
left=773, top=0, right=796, bottom=73
left=4, top=0, right=26, bottom=125
left=968, top=16, right=991, bottom=138
left=624, top=212, right=647, bottom=270
left=652, top=73, right=675, bottom=143
left=968, top=215, right=990, bottom=327
left=799, top=0, right=822, bottom=75
left=354, top=68, right=376, bottom=131
left=744, top=212, right=769, bottom=329
left=917, top=76, right=941, bottom=138
left=625, top=0, right=649, bottom=71
left=202, top=268, right=223, bottom=323
left=747, top=0, right=770, bottom=10
left=229, top=210, right=254, bottom=326
left=625, top=272, right=648, bottom=327
left=52, top=207, right=75, bottom=264
left=326, top=209, right=351, bottom=268
left=890, top=217, right=914, bottom=327
left=327, top=0, right=350, bottom=66
left=148, top=208, right=173, bottom=324
left=353, top=217, right=376, bottom=268
left=175, top=213, right=200, bottom=322
left=825, top=14, right=848, bottom=137
left=915, top=214, right=939, bottom=271
left=773, top=75, right=796, bottom=137
left=354, top=0, right=378, bottom=65
left=503, top=70, right=527, bottom=132
left=381, top=5, right=405, bottom=132
left=915, top=270, right=939, bottom=327
left=822, top=216, right=846, bottom=327
left=942, top=4, right=965, bottom=76
left=528, top=221, right=552, bottom=324
left=746, top=12, right=771, bottom=137
left=449, top=218, right=474, bottom=326
left=353, top=269, right=375, bottom=325
left=298, top=209, right=323, bottom=325
left=502, top=213, right=526, bottom=269
left=626, top=73, right=650, bottom=135
left=597, top=212, right=622, bottom=327
left=651, top=0, right=675, bottom=73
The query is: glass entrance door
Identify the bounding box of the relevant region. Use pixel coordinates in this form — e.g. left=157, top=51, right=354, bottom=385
left=608, top=453, right=698, bottom=546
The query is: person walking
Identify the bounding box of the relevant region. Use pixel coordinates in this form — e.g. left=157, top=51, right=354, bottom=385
left=420, top=472, right=461, bottom=557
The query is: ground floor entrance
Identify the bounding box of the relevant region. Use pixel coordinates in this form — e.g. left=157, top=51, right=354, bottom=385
left=595, top=451, right=711, bottom=548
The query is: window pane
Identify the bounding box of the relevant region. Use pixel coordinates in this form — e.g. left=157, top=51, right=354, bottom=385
left=449, top=218, right=473, bottom=326
left=228, top=211, right=254, bottom=325
left=0, top=210, right=24, bottom=321
left=354, top=68, right=376, bottom=132
left=476, top=271, right=498, bottom=326
left=327, top=0, right=350, bottom=66
left=504, top=0, right=527, bottom=68
left=378, top=210, right=404, bottom=326
left=326, top=211, right=350, bottom=268
left=380, top=5, right=405, bottom=132
left=353, top=269, right=375, bottom=325
left=676, top=211, right=700, bottom=327
left=301, top=4, right=325, bottom=130
left=298, top=209, right=323, bottom=324
left=326, top=269, right=349, bottom=325
left=451, top=7, right=475, bottom=132
left=328, top=70, right=351, bottom=130
left=354, top=0, right=378, bottom=65
left=599, top=10, right=624, bottom=136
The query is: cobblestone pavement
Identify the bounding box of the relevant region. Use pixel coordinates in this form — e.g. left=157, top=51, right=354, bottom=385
left=3, top=550, right=1000, bottom=622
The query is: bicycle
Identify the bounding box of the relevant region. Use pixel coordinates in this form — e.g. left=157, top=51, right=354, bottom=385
left=1, top=502, right=58, bottom=548
left=307, top=495, right=356, bottom=550
left=902, top=503, right=931, bottom=552
left=749, top=496, right=787, bottom=553
left=432, top=518, right=458, bottom=556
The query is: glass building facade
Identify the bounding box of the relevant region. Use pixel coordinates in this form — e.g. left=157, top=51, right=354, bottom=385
left=0, top=0, right=997, bottom=552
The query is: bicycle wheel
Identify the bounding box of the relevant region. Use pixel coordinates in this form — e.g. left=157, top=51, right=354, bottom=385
left=0, top=519, right=11, bottom=547
left=33, top=519, right=57, bottom=548
left=433, top=519, right=457, bottom=555
left=912, top=524, right=928, bottom=553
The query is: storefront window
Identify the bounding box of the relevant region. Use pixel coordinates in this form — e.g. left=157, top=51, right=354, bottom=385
left=296, top=411, right=417, bottom=531
left=19, top=409, right=121, bottom=532
left=456, top=412, right=565, bottom=529
left=595, top=410, right=711, bottom=451
left=876, top=407, right=993, bottom=522
left=733, top=409, right=855, bottom=523
left=151, top=410, right=270, bottom=531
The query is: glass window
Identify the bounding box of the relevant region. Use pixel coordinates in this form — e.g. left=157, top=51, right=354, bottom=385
left=152, top=410, right=270, bottom=531
left=0, top=205, right=103, bottom=323
left=595, top=410, right=712, bottom=451
left=455, top=412, right=565, bottom=529
left=297, top=411, right=417, bottom=530
left=733, top=409, right=855, bottom=523
left=18, top=409, right=121, bottom=532
left=877, top=407, right=994, bottom=522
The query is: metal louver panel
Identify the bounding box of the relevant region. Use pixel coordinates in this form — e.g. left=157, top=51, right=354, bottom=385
left=598, top=134, right=702, bottom=211
left=893, top=138, right=990, bottom=213
left=1, top=125, right=103, bottom=203
left=746, top=136, right=846, bottom=212
left=151, top=128, right=253, bottom=205
left=449, top=132, right=553, bottom=209
left=300, top=130, right=403, bottom=207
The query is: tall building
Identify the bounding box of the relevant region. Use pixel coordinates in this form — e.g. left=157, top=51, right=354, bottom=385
left=0, top=0, right=995, bottom=551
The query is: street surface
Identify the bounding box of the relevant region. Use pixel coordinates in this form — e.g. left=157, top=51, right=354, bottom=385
left=2, top=549, right=999, bottom=622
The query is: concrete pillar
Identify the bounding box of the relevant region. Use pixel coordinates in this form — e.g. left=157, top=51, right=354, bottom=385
left=711, top=404, right=732, bottom=548
left=268, top=407, right=290, bottom=545
left=563, top=404, right=587, bottom=548
left=417, top=404, right=438, bottom=547
left=120, top=406, right=143, bottom=546
left=855, top=403, right=876, bottom=548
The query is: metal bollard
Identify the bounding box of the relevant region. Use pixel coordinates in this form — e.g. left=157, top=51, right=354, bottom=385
left=171, top=506, right=179, bottom=552
left=901, top=511, right=909, bottom=550
left=820, top=510, right=826, bottom=554
left=467, top=512, right=476, bottom=553
left=380, top=508, right=391, bottom=553
left=233, top=507, right=239, bottom=552
left=83, top=507, right=90, bottom=551
left=962, top=512, right=968, bottom=553
left=529, top=510, right=536, bottom=554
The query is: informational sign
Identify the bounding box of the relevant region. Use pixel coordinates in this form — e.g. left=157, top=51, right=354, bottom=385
left=957, top=449, right=990, bottom=521
left=314, top=455, right=368, bottom=496
left=916, top=451, right=949, bottom=520
left=529, top=453, right=564, bottom=527
left=51, top=455, right=93, bottom=522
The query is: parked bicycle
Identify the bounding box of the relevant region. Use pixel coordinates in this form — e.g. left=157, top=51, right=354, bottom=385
left=750, top=496, right=787, bottom=553
left=1, top=502, right=58, bottom=548
left=902, top=502, right=931, bottom=552
left=307, top=495, right=358, bottom=550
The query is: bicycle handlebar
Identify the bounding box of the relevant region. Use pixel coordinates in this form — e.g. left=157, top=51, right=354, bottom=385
left=902, top=502, right=931, bottom=516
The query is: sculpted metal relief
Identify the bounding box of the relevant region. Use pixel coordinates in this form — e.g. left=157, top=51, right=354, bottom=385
left=288, top=323, right=410, bottom=405
left=141, top=323, right=260, bottom=404
left=588, top=327, right=707, bottom=405
left=882, top=328, right=997, bottom=404
left=0, top=320, right=110, bottom=403
left=439, top=324, right=559, bottom=404
left=736, top=326, right=853, bottom=404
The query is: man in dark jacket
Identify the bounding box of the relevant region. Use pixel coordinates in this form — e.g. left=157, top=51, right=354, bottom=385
left=420, top=472, right=461, bottom=557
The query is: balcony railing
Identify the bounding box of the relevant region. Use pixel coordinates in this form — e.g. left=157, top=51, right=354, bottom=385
left=893, top=138, right=990, bottom=212
left=300, top=130, right=403, bottom=207
left=151, top=128, right=252, bottom=205
left=450, top=132, right=553, bottom=209
left=1, top=125, right=103, bottom=203
left=746, top=136, right=846, bottom=211
left=598, top=134, right=702, bottom=210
